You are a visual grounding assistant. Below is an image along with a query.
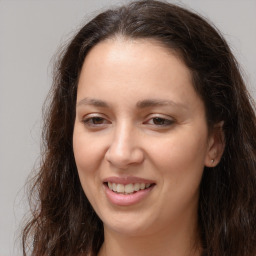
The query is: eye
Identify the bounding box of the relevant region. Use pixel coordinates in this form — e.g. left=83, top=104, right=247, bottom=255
left=145, top=117, right=174, bottom=126
left=82, top=116, right=110, bottom=127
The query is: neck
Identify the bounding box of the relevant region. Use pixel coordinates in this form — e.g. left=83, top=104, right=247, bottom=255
left=98, top=218, right=201, bottom=256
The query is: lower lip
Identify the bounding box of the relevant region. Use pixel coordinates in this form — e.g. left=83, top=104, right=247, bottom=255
left=104, top=184, right=154, bottom=206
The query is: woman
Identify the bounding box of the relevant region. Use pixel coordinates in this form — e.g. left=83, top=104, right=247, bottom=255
left=22, top=1, right=256, bottom=255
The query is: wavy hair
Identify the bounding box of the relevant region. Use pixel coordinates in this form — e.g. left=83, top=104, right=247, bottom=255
left=22, top=1, right=256, bottom=255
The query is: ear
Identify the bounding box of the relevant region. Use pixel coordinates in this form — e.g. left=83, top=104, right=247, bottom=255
left=204, top=121, right=225, bottom=167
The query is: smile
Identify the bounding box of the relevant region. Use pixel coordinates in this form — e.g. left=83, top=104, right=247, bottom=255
left=104, top=180, right=155, bottom=206
left=107, top=182, right=152, bottom=194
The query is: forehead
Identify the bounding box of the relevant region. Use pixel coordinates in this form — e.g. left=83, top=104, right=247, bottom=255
left=76, top=38, right=202, bottom=111
left=82, top=37, right=183, bottom=70
left=78, top=38, right=191, bottom=86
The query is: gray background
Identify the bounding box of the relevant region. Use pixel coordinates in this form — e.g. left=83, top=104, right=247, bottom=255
left=0, top=0, right=255, bottom=255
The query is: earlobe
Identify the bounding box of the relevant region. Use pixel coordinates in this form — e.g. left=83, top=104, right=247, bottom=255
left=205, top=121, right=225, bottom=167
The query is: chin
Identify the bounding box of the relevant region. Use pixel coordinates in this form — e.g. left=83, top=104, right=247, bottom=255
left=100, top=211, right=158, bottom=237
left=106, top=223, right=152, bottom=237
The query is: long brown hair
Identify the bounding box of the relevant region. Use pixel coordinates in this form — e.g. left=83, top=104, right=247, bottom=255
left=22, top=1, right=256, bottom=255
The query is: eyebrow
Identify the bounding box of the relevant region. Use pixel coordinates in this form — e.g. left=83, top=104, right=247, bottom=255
left=136, top=99, right=187, bottom=109
left=77, top=98, right=109, bottom=108
left=77, top=97, right=187, bottom=110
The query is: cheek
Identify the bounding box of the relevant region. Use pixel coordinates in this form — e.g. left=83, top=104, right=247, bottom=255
left=147, top=127, right=208, bottom=180
left=73, top=127, right=104, bottom=172
left=147, top=129, right=208, bottom=216
left=73, top=127, right=103, bottom=197
left=73, top=127, right=105, bottom=206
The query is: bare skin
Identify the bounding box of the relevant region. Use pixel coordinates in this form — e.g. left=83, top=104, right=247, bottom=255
left=74, top=38, right=224, bottom=256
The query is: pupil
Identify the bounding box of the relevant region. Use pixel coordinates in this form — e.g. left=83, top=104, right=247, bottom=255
left=153, top=118, right=165, bottom=125
left=93, top=117, right=103, bottom=124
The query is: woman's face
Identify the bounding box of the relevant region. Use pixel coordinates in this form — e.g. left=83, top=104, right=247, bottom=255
left=73, top=39, right=216, bottom=236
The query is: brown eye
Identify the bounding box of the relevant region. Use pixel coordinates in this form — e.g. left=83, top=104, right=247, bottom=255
left=82, top=116, right=110, bottom=127
left=91, top=117, right=104, bottom=124
left=151, top=117, right=173, bottom=126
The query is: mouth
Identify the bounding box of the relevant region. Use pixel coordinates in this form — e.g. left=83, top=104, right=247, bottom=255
left=103, top=176, right=156, bottom=206
left=104, top=182, right=154, bottom=194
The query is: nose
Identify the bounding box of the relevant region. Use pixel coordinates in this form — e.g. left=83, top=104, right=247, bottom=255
left=105, top=124, right=144, bottom=169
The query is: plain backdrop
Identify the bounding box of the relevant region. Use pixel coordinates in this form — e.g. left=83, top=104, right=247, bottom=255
left=0, top=0, right=255, bottom=255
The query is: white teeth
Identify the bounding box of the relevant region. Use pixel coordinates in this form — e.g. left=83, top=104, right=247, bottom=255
left=116, top=184, right=125, bottom=193
left=107, top=182, right=152, bottom=194
left=108, top=182, right=112, bottom=190
left=134, top=183, right=140, bottom=191
left=124, top=183, right=134, bottom=193
left=112, top=183, right=117, bottom=192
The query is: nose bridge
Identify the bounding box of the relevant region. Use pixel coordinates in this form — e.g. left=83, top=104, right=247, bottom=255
left=105, top=120, right=143, bottom=168
left=113, top=121, right=132, bottom=152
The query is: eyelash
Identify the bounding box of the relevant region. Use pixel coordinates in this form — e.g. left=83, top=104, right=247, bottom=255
left=145, top=117, right=174, bottom=126
left=82, top=116, right=110, bottom=127
left=81, top=115, right=174, bottom=128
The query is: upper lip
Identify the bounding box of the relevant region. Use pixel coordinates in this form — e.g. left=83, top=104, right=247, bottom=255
left=103, top=176, right=155, bottom=185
